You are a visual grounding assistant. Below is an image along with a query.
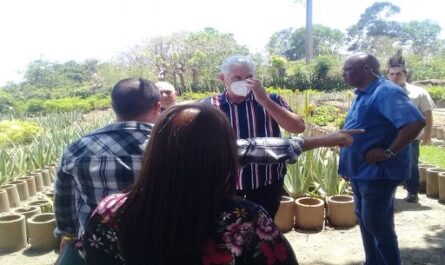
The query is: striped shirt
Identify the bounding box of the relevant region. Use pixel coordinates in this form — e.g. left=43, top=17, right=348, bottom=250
left=202, top=92, right=292, bottom=190
left=54, top=121, right=153, bottom=237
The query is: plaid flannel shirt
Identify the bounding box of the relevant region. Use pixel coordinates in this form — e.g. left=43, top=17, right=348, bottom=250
left=54, top=121, right=153, bottom=237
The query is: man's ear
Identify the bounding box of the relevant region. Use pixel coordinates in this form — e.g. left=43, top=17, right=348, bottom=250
left=219, top=73, right=225, bottom=82
left=153, top=101, right=161, bottom=114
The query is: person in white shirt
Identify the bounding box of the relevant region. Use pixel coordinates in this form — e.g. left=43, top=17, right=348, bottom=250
left=387, top=53, right=436, bottom=202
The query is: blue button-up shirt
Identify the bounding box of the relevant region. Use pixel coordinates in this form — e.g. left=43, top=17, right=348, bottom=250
left=339, top=77, right=424, bottom=180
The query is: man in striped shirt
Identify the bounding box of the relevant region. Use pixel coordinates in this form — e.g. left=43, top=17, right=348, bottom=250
left=202, top=55, right=306, bottom=218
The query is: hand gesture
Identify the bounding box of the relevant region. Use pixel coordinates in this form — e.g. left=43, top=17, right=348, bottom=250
left=326, top=129, right=365, bottom=147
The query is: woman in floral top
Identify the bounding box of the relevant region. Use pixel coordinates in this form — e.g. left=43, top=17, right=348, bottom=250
left=83, top=104, right=298, bottom=265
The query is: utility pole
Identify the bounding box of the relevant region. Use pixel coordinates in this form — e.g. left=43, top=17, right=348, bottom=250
left=305, top=0, right=313, bottom=64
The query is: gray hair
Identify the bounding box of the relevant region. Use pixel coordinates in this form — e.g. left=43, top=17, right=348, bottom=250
left=220, top=55, right=256, bottom=76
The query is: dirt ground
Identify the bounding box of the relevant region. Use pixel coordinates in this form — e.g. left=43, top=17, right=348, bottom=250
left=0, top=187, right=444, bottom=265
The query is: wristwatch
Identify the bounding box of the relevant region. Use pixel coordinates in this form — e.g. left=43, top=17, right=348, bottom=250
left=383, top=148, right=397, bottom=158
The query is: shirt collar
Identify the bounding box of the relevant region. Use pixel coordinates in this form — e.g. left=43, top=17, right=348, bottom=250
left=355, top=77, right=384, bottom=95
left=89, top=121, right=153, bottom=136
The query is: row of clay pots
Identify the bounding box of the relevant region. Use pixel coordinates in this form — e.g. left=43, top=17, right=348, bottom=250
left=419, top=164, right=445, bottom=202
left=0, top=212, right=58, bottom=252
left=0, top=164, right=57, bottom=214
left=274, top=195, right=356, bottom=233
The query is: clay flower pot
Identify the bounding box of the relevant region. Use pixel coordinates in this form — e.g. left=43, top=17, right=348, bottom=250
left=0, top=214, right=27, bottom=252
left=29, top=172, right=44, bottom=191
left=44, top=164, right=57, bottom=181
left=0, top=189, right=10, bottom=213
left=0, top=184, right=21, bottom=208
left=9, top=180, right=29, bottom=202
left=294, top=197, right=325, bottom=231
left=13, top=206, right=42, bottom=237
left=13, top=206, right=42, bottom=220
left=426, top=168, right=445, bottom=198
left=327, top=195, right=356, bottom=228
left=27, top=199, right=52, bottom=213
left=27, top=213, right=58, bottom=251
left=40, top=169, right=51, bottom=187
left=438, top=172, right=445, bottom=202
left=419, top=164, right=437, bottom=193
left=274, top=196, right=295, bottom=232
left=16, top=176, right=37, bottom=197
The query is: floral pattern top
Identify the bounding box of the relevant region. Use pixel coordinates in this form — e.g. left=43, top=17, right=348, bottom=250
left=82, top=193, right=298, bottom=265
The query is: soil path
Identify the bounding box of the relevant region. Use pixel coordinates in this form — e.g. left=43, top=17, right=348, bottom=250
left=0, top=187, right=443, bottom=265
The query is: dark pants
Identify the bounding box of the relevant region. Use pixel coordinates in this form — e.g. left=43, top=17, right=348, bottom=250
left=350, top=179, right=402, bottom=265
left=405, top=140, right=420, bottom=194
left=236, top=178, right=284, bottom=218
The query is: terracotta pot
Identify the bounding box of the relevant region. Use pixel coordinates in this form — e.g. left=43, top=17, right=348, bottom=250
left=438, top=172, right=445, bottom=202
left=9, top=180, right=29, bottom=202
left=0, top=189, right=10, bottom=213
left=44, top=164, right=57, bottom=182
left=44, top=189, right=55, bottom=200
left=13, top=206, right=42, bottom=219
left=0, top=184, right=21, bottom=208
left=13, top=206, right=42, bottom=237
left=27, top=213, right=58, bottom=251
left=16, top=176, right=37, bottom=197
left=431, top=126, right=439, bottom=138
left=274, top=196, right=295, bottom=232
left=27, top=199, right=52, bottom=213
left=294, top=197, right=325, bottom=231
left=0, top=214, right=27, bottom=252
left=39, top=169, right=51, bottom=187
left=436, top=127, right=444, bottom=140
left=327, top=195, right=356, bottom=228
left=29, top=172, right=44, bottom=192
left=426, top=168, right=445, bottom=198
left=419, top=164, right=438, bottom=193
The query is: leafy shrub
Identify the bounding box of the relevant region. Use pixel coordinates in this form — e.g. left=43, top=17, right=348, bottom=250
left=266, top=87, right=296, bottom=95
left=309, top=105, right=339, bottom=126
left=427, top=86, right=445, bottom=101
left=0, top=120, right=42, bottom=146
left=178, top=91, right=217, bottom=101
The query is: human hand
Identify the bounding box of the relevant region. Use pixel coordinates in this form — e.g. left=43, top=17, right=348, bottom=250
left=365, top=147, right=387, bottom=165
left=246, top=78, right=268, bottom=104
left=421, top=139, right=431, bottom=145
left=325, top=129, right=365, bottom=147
left=59, top=234, right=76, bottom=252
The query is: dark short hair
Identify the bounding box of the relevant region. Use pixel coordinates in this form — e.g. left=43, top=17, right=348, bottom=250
left=118, top=103, right=238, bottom=264
left=111, top=77, right=160, bottom=119
left=388, top=50, right=407, bottom=74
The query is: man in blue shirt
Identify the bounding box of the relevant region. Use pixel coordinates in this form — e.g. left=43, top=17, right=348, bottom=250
left=339, top=53, right=425, bottom=265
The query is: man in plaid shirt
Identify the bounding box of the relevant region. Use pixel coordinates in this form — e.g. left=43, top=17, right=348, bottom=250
left=54, top=77, right=161, bottom=248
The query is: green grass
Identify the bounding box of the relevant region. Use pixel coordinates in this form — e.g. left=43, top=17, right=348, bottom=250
left=420, top=145, right=445, bottom=168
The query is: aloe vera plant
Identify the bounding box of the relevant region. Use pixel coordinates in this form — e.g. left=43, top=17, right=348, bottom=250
left=0, top=110, right=114, bottom=185
left=284, top=147, right=351, bottom=200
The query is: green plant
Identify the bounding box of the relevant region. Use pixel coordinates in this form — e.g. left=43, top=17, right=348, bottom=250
left=427, top=86, right=445, bottom=102
left=284, top=148, right=351, bottom=200
left=0, top=120, right=42, bottom=146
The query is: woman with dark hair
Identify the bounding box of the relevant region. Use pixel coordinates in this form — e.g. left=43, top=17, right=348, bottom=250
left=82, top=103, right=299, bottom=265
